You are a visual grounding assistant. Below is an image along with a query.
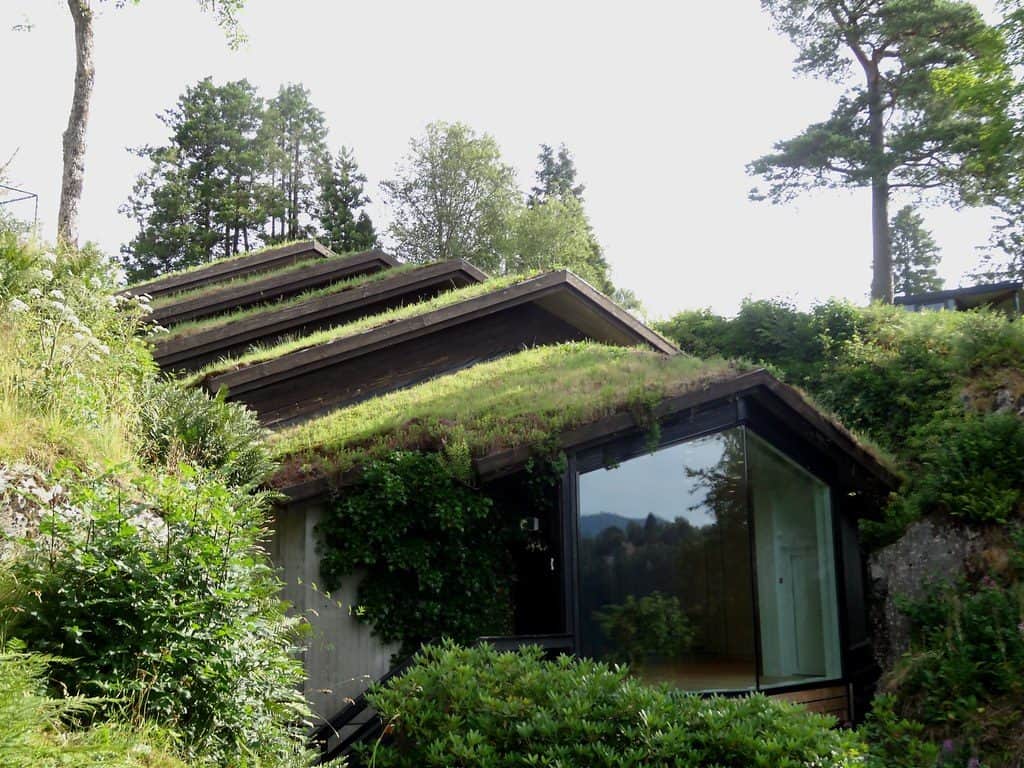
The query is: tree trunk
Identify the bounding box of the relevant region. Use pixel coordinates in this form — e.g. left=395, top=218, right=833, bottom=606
left=867, top=67, right=893, bottom=304
left=59, top=0, right=95, bottom=247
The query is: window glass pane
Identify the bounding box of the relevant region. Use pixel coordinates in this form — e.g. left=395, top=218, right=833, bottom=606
left=578, top=428, right=756, bottom=691
left=748, top=431, right=842, bottom=687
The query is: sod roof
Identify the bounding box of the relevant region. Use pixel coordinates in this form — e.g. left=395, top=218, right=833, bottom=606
left=149, top=249, right=397, bottom=326
left=190, top=271, right=675, bottom=387
left=126, top=239, right=327, bottom=299
left=152, top=260, right=487, bottom=372
left=268, top=342, right=896, bottom=498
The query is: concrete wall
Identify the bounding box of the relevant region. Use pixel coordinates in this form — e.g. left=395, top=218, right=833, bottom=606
left=269, top=498, right=398, bottom=720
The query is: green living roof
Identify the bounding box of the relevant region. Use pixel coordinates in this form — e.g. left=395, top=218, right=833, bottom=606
left=148, top=249, right=362, bottom=310
left=270, top=342, right=747, bottom=488
left=188, top=272, right=534, bottom=385
left=153, top=263, right=419, bottom=341
left=128, top=239, right=312, bottom=293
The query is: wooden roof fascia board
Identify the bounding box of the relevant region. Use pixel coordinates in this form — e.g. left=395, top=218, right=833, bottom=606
left=152, top=260, right=488, bottom=369
left=202, top=271, right=676, bottom=398
left=124, top=240, right=331, bottom=299
left=150, top=249, right=399, bottom=326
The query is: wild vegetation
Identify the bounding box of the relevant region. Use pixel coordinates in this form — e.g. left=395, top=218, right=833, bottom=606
left=0, top=229, right=313, bottom=767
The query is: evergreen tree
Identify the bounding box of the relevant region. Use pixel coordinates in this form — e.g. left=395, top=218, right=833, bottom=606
left=316, top=147, right=377, bottom=253
left=529, top=143, right=585, bottom=204
left=121, top=78, right=267, bottom=280
left=263, top=84, right=328, bottom=242
left=749, top=0, right=1014, bottom=303
left=890, top=206, right=943, bottom=297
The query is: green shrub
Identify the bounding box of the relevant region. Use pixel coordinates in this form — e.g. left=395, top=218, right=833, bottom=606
left=858, top=695, right=939, bottom=768
left=0, top=641, right=184, bottom=768
left=138, top=380, right=274, bottom=488
left=3, top=467, right=312, bottom=768
left=318, top=452, right=516, bottom=656
left=364, top=641, right=865, bottom=768
left=0, top=229, right=153, bottom=468
left=904, top=413, right=1024, bottom=523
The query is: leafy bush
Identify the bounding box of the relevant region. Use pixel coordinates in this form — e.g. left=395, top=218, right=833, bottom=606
left=318, top=452, right=516, bottom=656
left=138, top=380, right=274, bottom=487
left=0, top=641, right=184, bottom=768
left=902, top=413, right=1024, bottom=523
left=858, top=695, right=940, bottom=768
left=3, top=468, right=312, bottom=768
left=365, top=641, right=865, bottom=767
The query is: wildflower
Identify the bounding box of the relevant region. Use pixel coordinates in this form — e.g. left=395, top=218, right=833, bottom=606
left=40, top=268, right=54, bottom=282
left=8, top=298, right=28, bottom=313
left=89, top=276, right=102, bottom=289
left=27, top=288, right=42, bottom=299
left=41, top=251, right=57, bottom=265
left=49, top=288, right=65, bottom=301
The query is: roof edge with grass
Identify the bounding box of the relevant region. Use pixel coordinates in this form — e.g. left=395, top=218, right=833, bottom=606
left=268, top=341, right=898, bottom=497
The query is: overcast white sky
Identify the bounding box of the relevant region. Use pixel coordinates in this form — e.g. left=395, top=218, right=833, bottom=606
left=0, top=0, right=1003, bottom=317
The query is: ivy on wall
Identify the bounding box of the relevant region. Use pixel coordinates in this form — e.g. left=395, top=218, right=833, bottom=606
left=317, top=451, right=520, bottom=656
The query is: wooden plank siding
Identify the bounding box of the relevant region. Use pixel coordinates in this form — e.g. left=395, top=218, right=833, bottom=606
left=123, top=240, right=334, bottom=300
left=149, top=249, right=399, bottom=327
left=153, top=260, right=488, bottom=372
left=771, top=685, right=851, bottom=723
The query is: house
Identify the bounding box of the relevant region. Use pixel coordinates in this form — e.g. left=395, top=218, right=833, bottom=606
left=141, top=241, right=896, bottom=763
left=895, top=280, right=1023, bottom=316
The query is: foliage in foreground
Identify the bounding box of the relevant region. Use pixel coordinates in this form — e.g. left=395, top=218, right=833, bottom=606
left=1, top=227, right=314, bottom=767
left=0, top=643, right=184, bottom=768
left=365, top=641, right=865, bottom=768
left=3, top=468, right=312, bottom=767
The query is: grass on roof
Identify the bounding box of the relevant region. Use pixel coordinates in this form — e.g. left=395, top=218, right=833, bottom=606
left=189, top=272, right=536, bottom=384
left=153, top=263, right=419, bottom=341
left=128, top=239, right=311, bottom=291
left=148, top=249, right=360, bottom=310
left=270, top=342, right=748, bottom=486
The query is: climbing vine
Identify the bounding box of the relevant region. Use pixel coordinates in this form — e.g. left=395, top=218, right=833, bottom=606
left=317, top=451, right=519, bottom=656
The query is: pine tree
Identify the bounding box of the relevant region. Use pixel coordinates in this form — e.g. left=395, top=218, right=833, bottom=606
left=749, top=0, right=1014, bottom=303
left=316, top=147, right=377, bottom=253
left=121, top=78, right=267, bottom=280
left=890, top=206, right=943, bottom=297
left=529, top=143, right=585, bottom=205
left=263, top=84, right=328, bottom=242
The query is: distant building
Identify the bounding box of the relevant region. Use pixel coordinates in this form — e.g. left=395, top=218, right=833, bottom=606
left=895, top=280, right=1023, bottom=316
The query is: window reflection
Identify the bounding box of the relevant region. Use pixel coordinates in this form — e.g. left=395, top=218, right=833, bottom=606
left=577, top=426, right=843, bottom=692
left=578, top=429, right=756, bottom=691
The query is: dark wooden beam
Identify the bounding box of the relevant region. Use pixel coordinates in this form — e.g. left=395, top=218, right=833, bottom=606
left=153, top=260, right=488, bottom=372
left=150, top=249, right=398, bottom=327
left=123, top=240, right=333, bottom=300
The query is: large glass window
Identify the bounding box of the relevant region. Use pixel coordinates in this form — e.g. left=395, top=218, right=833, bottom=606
left=577, top=426, right=842, bottom=692
left=578, top=428, right=756, bottom=691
